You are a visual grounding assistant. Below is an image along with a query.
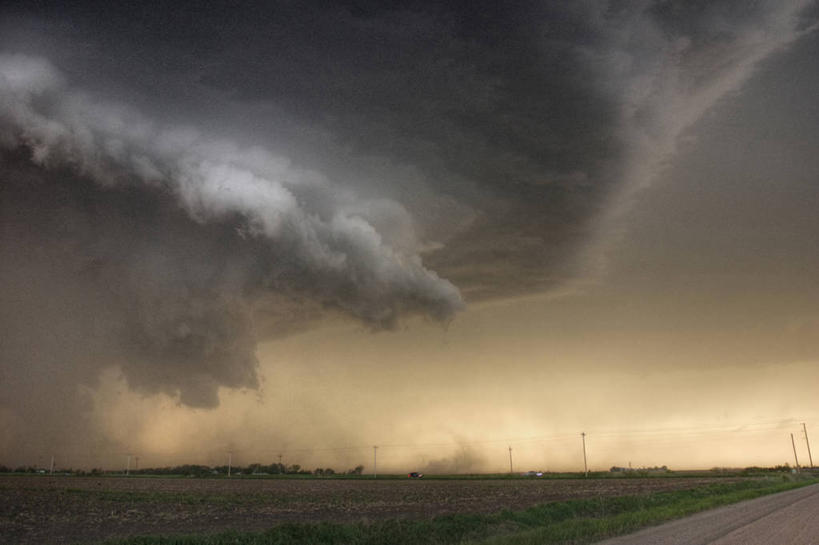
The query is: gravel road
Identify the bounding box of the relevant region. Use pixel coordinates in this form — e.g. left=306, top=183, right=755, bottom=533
left=595, top=483, right=819, bottom=545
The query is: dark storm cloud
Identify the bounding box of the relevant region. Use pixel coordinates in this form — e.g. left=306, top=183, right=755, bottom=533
left=1, top=1, right=817, bottom=465
left=0, top=2, right=621, bottom=445
left=0, top=50, right=463, bottom=410
left=1, top=2, right=814, bottom=297
left=188, top=2, right=622, bottom=297
left=0, top=1, right=627, bottom=299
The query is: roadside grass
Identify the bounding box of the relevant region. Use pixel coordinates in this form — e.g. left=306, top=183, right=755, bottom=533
left=96, top=475, right=816, bottom=545
left=474, top=475, right=815, bottom=545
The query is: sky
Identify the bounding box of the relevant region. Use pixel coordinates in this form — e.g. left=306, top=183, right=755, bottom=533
left=1, top=0, right=818, bottom=473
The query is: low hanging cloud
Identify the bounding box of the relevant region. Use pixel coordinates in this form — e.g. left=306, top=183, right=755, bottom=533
left=421, top=445, right=488, bottom=475
left=0, top=54, right=462, bottom=410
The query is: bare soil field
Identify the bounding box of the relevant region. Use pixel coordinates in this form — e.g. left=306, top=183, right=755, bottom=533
left=0, top=475, right=748, bottom=545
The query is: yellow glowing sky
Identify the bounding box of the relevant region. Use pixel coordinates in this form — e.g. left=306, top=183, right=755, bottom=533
left=78, top=289, right=819, bottom=473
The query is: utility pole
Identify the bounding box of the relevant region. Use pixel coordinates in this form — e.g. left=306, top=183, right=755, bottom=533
left=508, top=446, right=514, bottom=474
left=581, top=432, right=588, bottom=477
left=802, top=423, right=813, bottom=468
left=791, top=433, right=800, bottom=472
left=228, top=451, right=232, bottom=478
left=373, top=446, right=378, bottom=479
left=126, top=454, right=131, bottom=476
left=278, top=453, right=283, bottom=467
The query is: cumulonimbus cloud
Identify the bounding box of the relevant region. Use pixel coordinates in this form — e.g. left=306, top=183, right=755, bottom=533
left=0, top=53, right=462, bottom=409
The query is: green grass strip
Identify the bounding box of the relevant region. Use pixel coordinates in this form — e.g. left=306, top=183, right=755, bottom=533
left=473, top=477, right=816, bottom=544
left=97, top=476, right=817, bottom=545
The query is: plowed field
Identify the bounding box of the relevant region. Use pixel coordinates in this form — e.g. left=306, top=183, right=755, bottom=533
left=0, top=475, right=748, bottom=544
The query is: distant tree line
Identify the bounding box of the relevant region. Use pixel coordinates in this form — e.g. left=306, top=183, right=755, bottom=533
left=609, top=465, right=668, bottom=473
left=0, top=462, right=366, bottom=477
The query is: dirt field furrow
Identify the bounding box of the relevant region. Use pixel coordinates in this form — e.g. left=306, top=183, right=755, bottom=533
left=0, top=475, right=748, bottom=545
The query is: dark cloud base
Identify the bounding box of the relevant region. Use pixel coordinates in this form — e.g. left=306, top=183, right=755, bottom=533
left=1, top=147, right=261, bottom=407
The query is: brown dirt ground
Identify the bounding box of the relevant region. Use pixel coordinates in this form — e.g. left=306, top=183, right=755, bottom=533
left=0, top=475, right=748, bottom=544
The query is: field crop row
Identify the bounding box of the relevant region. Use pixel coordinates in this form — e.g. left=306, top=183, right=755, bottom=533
left=0, top=474, right=806, bottom=544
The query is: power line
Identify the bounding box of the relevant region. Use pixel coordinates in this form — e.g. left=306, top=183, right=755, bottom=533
left=588, top=419, right=801, bottom=439
left=264, top=420, right=805, bottom=455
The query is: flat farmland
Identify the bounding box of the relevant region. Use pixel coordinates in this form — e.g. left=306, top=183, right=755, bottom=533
left=0, top=475, right=750, bottom=544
